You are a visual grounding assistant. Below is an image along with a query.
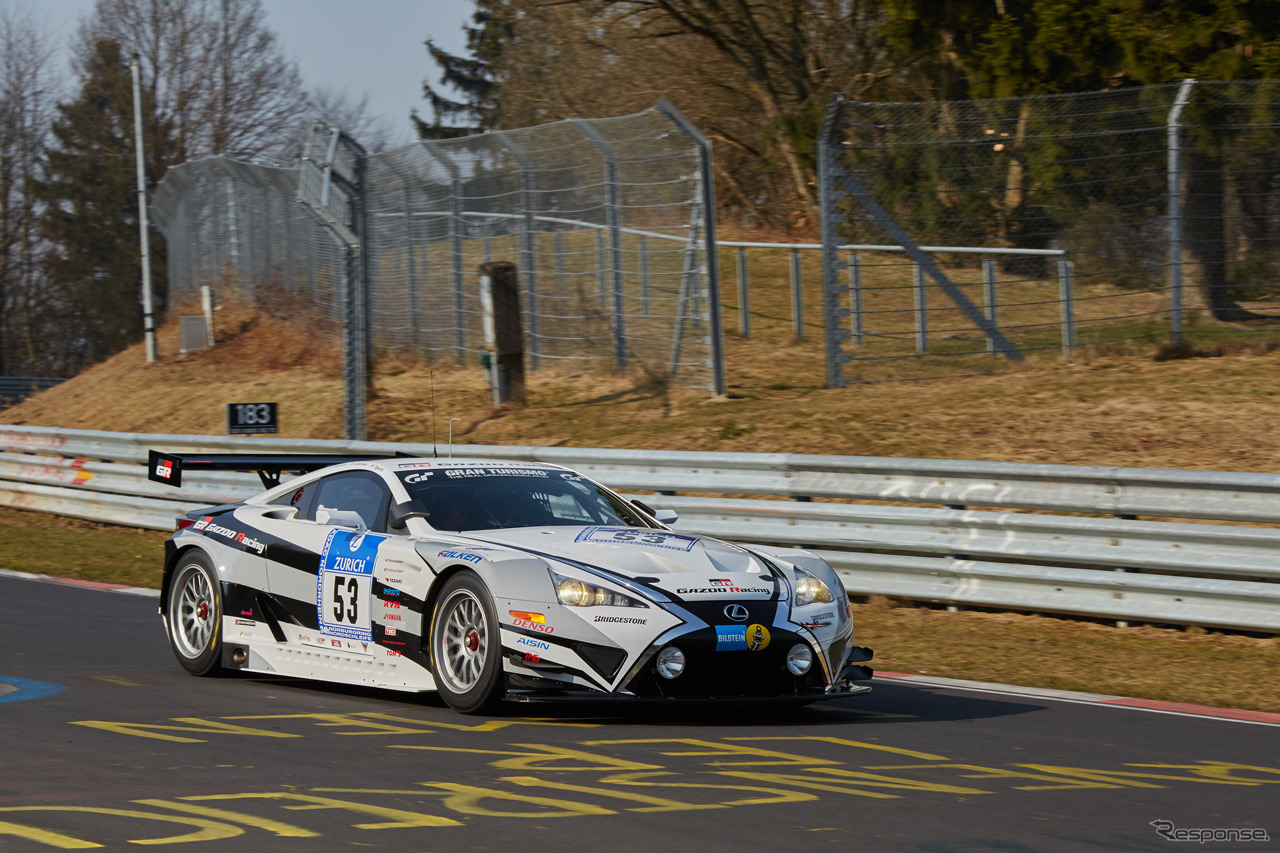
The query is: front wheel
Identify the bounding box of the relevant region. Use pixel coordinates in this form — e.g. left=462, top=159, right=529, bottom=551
left=166, top=550, right=223, bottom=676
left=430, top=572, right=504, bottom=714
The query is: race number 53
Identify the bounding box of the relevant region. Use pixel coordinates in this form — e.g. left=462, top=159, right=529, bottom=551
left=316, top=529, right=382, bottom=641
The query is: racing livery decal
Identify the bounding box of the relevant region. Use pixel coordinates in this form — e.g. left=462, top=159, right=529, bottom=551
left=575, top=527, right=699, bottom=552
left=316, top=530, right=385, bottom=642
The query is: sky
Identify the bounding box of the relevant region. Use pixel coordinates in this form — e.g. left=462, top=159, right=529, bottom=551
left=2, top=0, right=475, bottom=145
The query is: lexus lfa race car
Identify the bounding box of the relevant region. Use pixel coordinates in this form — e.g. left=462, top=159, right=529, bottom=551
left=149, top=451, right=874, bottom=714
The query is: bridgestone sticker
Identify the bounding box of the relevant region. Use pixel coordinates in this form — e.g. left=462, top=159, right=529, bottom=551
left=317, top=530, right=385, bottom=642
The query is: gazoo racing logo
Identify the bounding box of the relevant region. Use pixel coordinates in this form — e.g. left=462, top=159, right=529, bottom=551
left=191, top=517, right=267, bottom=555
left=154, top=458, right=174, bottom=479
left=677, top=580, right=771, bottom=595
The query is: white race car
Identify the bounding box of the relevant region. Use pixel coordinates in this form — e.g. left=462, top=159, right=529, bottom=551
left=149, top=451, right=873, bottom=714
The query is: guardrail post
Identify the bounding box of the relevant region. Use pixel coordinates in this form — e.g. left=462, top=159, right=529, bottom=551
left=791, top=250, right=804, bottom=338
left=737, top=247, right=750, bottom=339
left=983, top=259, right=998, bottom=356
left=849, top=252, right=864, bottom=346
left=914, top=262, right=927, bottom=352
left=1059, top=257, right=1076, bottom=357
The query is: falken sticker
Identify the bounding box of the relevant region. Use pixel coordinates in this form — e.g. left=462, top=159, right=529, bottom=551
left=575, top=527, right=699, bottom=552
left=317, top=529, right=385, bottom=642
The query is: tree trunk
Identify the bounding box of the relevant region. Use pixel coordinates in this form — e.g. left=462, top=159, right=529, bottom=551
left=1185, top=148, right=1264, bottom=321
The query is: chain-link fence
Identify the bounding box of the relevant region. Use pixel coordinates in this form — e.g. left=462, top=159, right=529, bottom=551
left=152, top=101, right=724, bottom=433
left=818, top=81, right=1280, bottom=385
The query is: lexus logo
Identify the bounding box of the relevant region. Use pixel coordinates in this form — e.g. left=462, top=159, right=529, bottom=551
left=724, top=604, right=749, bottom=622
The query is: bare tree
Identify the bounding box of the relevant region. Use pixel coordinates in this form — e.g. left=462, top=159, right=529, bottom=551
left=73, top=0, right=308, bottom=162
left=0, top=7, right=60, bottom=375
left=305, top=85, right=396, bottom=153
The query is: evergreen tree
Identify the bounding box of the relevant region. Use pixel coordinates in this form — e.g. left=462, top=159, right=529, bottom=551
left=38, top=40, right=177, bottom=367
left=416, top=0, right=516, bottom=139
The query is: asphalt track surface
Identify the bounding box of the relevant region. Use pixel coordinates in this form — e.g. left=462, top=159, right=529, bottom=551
left=1, top=572, right=1276, bottom=852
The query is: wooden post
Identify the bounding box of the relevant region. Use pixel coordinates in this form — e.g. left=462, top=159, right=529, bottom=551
left=479, top=261, right=526, bottom=405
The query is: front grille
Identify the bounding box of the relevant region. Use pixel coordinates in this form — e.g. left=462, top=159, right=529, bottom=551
left=625, top=630, right=824, bottom=698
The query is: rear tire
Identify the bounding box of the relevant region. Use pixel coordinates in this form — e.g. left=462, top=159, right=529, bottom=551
left=166, top=551, right=223, bottom=676
left=430, top=572, right=504, bottom=714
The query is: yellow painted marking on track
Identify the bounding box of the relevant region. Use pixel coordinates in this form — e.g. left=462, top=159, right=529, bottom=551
left=226, top=711, right=599, bottom=734
left=583, top=738, right=840, bottom=767
left=70, top=718, right=300, bottom=744
left=412, top=782, right=615, bottom=818
left=1126, top=762, right=1280, bottom=783
left=0, top=819, right=101, bottom=849
left=0, top=806, right=241, bottom=845
left=1016, top=764, right=1262, bottom=787
left=175, top=793, right=460, bottom=830
left=500, top=776, right=724, bottom=812
left=132, top=799, right=320, bottom=838
left=864, top=763, right=1138, bottom=791
left=389, top=743, right=663, bottom=771
left=727, top=736, right=950, bottom=761
left=92, top=676, right=143, bottom=687
left=594, top=771, right=820, bottom=807
left=713, top=767, right=991, bottom=798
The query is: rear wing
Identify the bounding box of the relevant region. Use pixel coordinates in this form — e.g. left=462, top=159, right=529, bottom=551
left=147, top=450, right=399, bottom=490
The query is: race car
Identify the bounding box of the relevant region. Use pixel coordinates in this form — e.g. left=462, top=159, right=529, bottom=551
left=148, top=451, right=873, bottom=714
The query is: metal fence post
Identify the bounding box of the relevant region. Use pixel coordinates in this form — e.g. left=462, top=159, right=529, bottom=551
left=791, top=250, right=804, bottom=338
left=555, top=230, right=566, bottom=296
left=1167, top=78, right=1195, bottom=347
left=983, top=258, right=998, bottom=356
left=737, top=247, right=750, bottom=339
left=1059, top=257, right=1076, bottom=356
left=571, top=118, right=628, bottom=369
left=849, top=251, right=863, bottom=346
left=403, top=188, right=420, bottom=353
left=445, top=173, right=467, bottom=358
left=494, top=132, right=541, bottom=369
left=914, top=262, right=927, bottom=352
left=640, top=235, right=650, bottom=317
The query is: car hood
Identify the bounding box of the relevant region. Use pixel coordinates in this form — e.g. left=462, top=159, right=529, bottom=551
left=467, top=525, right=784, bottom=598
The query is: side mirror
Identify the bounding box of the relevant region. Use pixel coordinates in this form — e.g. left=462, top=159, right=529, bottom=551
left=316, top=507, right=367, bottom=531
left=388, top=500, right=432, bottom=531
left=633, top=499, right=678, bottom=526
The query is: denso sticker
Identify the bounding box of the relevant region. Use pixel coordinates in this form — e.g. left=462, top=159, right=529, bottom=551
left=574, top=527, right=699, bottom=552
left=316, top=529, right=385, bottom=643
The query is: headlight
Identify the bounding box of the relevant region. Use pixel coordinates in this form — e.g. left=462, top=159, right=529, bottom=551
left=551, top=571, right=648, bottom=608
left=794, top=567, right=835, bottom=607
left=786, top=643, right=814, bottom=675
left=655, top=646, right=685, bottom=679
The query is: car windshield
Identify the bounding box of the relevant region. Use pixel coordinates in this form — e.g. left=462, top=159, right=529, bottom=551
left=394, top=465, right=656, bottom=532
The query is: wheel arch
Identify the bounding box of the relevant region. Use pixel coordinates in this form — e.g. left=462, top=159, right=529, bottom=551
left=160, top=542, right=219, bottom=618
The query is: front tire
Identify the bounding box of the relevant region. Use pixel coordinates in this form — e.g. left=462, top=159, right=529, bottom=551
left=430, top=572, right=504, bottom=714
left=166, top=550, right=223, bottom=676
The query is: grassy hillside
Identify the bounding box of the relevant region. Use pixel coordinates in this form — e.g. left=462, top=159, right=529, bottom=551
left=5, top=296, right=1280, bottom=473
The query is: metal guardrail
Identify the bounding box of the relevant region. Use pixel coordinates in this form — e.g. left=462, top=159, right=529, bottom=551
left=0, top=425, right=1277, bottom=632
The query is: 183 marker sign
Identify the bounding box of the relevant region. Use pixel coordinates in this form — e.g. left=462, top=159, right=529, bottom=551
left=227, top=402, right=278, bottom=435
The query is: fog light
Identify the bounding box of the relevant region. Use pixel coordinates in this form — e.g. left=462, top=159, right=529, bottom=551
left=655, top=646, right=686, bottom=679
left=786, top=643, right=813, bottom=676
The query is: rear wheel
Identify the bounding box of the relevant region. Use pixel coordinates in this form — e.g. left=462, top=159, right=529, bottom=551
left=430, top=572, right=504, bottom=714
left=166, top=551, right=223, bottom=676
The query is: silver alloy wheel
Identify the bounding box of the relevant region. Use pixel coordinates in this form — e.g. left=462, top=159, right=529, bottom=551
left=435, top=588, right=489, bottom=693
left=172, top=563, right=215, bottom=658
